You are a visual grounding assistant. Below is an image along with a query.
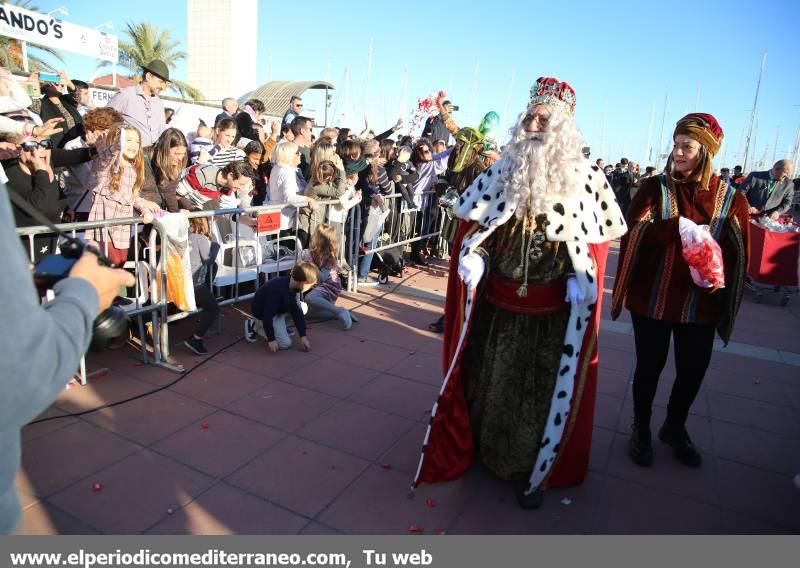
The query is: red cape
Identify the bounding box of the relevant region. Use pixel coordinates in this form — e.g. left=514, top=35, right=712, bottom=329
left=416, top=221, right=609, bottom=488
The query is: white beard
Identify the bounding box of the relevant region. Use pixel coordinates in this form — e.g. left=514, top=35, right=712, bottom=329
left=500, top=135, right=581, bottom=218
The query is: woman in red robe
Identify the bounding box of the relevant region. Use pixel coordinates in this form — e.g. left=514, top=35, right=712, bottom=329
left=612, top=113, right=749, bottom=468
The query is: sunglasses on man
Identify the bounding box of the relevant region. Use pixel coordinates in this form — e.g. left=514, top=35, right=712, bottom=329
left=20, top=140, right=53, bottom=151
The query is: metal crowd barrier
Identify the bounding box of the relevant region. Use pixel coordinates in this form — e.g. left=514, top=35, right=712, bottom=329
left=17, top=215, right=173, bottom=381
left=14, top=189, right=444, bottom=379
left=346, top=189, right=444, bottom=293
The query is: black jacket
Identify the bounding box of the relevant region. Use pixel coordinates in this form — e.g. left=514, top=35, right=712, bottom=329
left=38, top=95, right=84, bottom=149
left=422, top=116, right=450, bottom=145
left=235, top=112, right=261, bottom=146
left=251, top=276, right=307, bottom=340
left=3, top=148, right=92, bottom=260
left=2, top=148, right=93, bottom=227
left=386, top=159, right=419, bottom=208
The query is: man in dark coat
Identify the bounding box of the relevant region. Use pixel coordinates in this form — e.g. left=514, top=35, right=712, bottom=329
left=739, top=159, right=795, bottom=219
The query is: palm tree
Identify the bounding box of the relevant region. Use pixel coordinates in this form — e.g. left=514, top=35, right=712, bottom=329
left=100, top=22, right=204, bottom=101
left=0, top=0, right=64, bottom=72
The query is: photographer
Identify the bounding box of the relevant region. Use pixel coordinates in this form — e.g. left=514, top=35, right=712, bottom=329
left=1, top=124, right=95, bottom=260
left=422, top=99, right=457, bottom=145
left=0, top=182, right=134, bottom=534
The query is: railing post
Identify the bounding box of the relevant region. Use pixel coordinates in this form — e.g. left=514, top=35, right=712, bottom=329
left=150, top=220, right=183, bottom=373
left=351, top=205, right=362, bottom=293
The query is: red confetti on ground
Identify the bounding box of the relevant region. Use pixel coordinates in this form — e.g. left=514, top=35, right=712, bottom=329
left=200, top=422, right=209, bottom=429
left=380, top=463, right=392, bottom=470
left=89, top=370, right=109, bottom=381
left=91, top=482, right=102, bottom=492
left=407, top=525, right=424, bottom=533
left=435, top=529, right=447, bottom=535
left=426, top=498, right=437, bottom=508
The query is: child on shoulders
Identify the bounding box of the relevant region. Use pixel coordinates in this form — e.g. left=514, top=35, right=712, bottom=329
left=190, top=124, right=214, bottom=164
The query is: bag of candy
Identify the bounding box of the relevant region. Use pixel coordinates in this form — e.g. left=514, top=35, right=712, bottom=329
left=679, top=217, right=725, bottom=289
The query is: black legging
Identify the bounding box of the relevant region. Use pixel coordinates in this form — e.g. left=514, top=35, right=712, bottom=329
left=410, top=195, right=435, bottom=257
left=631, top=314, right=716, bottom=428
left=193, top=286, right=219, bottom=337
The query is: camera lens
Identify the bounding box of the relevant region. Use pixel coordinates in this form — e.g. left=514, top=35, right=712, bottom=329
left=89, top=306, right=129, bottom=351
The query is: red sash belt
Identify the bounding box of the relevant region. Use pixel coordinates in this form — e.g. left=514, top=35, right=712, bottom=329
left=486, top=275, right=567, bottom=315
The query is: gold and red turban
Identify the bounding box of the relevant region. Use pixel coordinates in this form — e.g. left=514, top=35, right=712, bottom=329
left=672, top=113, right=724, bottom=189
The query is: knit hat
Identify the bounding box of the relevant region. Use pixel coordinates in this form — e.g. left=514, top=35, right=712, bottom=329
left=671, top=113, right=724, bottom=189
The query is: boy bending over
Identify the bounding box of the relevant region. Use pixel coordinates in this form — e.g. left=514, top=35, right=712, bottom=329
left=245, top=262, right=319, bottom=352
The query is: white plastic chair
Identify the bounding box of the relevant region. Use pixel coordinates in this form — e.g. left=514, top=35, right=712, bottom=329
left=257, top=234, right=302, bottom=279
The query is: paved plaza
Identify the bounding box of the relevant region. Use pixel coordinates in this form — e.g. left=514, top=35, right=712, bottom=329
left=17, top=247, right=800, bottom=534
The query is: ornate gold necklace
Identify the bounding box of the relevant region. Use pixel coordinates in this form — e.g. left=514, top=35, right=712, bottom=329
left=513, top=212, right=546, bottom=297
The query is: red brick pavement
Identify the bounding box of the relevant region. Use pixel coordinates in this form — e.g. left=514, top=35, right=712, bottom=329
left=17, top=253, right=800, bottom=534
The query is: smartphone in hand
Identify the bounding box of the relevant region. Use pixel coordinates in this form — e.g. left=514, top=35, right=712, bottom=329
left=38, top=71, right=60, bottom=83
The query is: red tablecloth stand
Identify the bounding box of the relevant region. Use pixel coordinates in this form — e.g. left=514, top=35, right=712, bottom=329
left=746, top=220, right=799, bottom=305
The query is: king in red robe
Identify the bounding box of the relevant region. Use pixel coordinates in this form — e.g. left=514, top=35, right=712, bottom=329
left=413, top=77, right=627, bottom=508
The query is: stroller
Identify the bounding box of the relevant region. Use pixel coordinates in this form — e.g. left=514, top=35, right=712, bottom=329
left=369, top=233, right=405, bottom=284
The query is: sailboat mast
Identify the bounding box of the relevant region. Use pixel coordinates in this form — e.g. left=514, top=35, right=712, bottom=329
left=743, top=53, right=766, bottom=172
left=502, top=66, right=516, bottom=139
left=645, top=101, right=656, bottom=163
left=364, top=39, right=373, bottom=125
left=656, top=89, right=668, bottom=170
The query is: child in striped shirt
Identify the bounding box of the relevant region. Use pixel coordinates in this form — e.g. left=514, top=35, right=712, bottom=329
left=208, top=118, right=245, bottom=166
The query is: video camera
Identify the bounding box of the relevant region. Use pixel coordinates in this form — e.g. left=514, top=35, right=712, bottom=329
left=34, top=238, right=129, bottom=351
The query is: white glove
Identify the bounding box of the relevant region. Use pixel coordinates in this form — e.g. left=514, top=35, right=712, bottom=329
left=219, top=193, right=241, bottom=209
left=565, top=277, right=585, bottom=306
left=458, top=253, right=485, bottom=289
left=678, top=216, right=704, bottom=246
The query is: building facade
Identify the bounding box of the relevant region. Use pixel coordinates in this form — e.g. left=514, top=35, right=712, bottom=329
left=187, top=0, right=258, bottom=103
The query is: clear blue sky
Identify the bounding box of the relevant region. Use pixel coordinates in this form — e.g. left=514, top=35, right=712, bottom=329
left=28, top=0, right=800, bottom=168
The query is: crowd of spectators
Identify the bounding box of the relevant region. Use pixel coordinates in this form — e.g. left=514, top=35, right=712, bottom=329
left=3, top=58, right=799, bottom=358
left=0, top=59, right=430, bottom=357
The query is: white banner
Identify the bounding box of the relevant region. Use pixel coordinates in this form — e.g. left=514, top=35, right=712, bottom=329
left=0, top=4, right=118, bottom=63
left=88, top=87, right=115, bottom=107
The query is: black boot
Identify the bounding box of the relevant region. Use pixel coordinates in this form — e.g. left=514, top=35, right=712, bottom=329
left=428, top=315, right=445, bottom=333
left=658, top=423, right=702, bottom=468
left=628, top=420, right=654, bottom=467
left=512, top=476, right=544, bottom=510
left=409, top=252, right=428, bottom=266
